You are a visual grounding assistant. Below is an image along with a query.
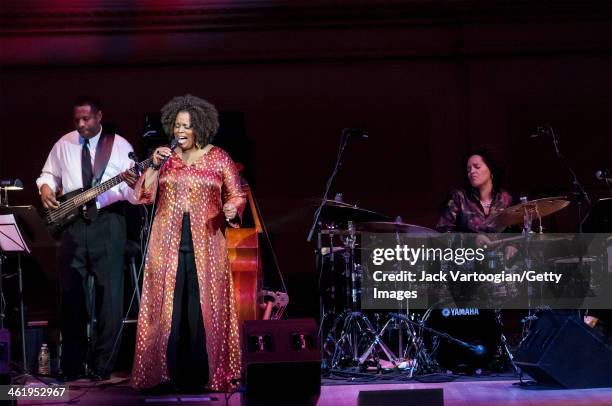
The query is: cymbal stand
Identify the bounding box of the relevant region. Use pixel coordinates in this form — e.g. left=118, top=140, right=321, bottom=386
left=493, top=309, right=520, bottom=375
left=519, top=201, right=547, bottom=341
left=390, top=228, right=427, bottom=370
left=520, top=201, right=536, bottom=340
left=543, top=125, right=591, bottom=231
left=392, top=227, right=415, bottom=361
left=318, top=226, right=338, bottom=369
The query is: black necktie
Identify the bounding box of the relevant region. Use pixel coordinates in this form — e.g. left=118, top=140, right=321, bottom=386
left=82, top=138, right=93, bottom=189
left=81, top=138, right=97, bottom=219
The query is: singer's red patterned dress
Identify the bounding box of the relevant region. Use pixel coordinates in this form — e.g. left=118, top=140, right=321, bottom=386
left=131, top=146, right=246, bottom=391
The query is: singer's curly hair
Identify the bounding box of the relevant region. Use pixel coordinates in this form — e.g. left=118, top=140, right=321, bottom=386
left=160, top=94, right=219, bottom=147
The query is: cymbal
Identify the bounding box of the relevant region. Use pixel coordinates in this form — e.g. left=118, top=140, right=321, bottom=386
left=491, top=196, right=570, bottom=228
left=356, top=221, right=438, bottom=234
left=314, top=199, right=391, bottom=223
left=549, top=256, right=597, bottom=264
left=487, top=233, right=570, bottom=247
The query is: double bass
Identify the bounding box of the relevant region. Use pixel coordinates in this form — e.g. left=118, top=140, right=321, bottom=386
left=226, top=183, right=263, bottom=341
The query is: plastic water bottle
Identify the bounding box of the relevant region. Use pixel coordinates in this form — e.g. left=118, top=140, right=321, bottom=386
left=38, top=343, right=50, bottom=375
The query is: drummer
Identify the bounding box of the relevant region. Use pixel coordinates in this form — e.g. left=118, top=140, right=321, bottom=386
left=435, top=145, right=517, bottom=260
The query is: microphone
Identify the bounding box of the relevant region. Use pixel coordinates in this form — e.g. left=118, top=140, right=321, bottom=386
left=469, top=344, right=486, bottom=357
left=157, top=138, right=179, bottom=170
left=596, top=169, right=611, bottom=181
left=127, top=152, right=141, bottom=175
left=344, top=128, right=369, bottom=138
left=456, top=340, right=486, bottom=356
left=530, top=126, right=548, bottom=138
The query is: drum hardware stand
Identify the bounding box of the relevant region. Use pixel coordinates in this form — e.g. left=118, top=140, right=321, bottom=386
left=317, top=222, right=346, bottom=369
left=518, top=202, right=553, bottom=342
left=356, top=315, right=401, bottom=371
left=360, top=226, right=421, bottom=371
left=492, top=310, right=520, bottom=375
left=357, top=221, right=438, bottom=373
left=320, top=312, right=337, bottom=370
left=356, top=260, right=423, bottom=374
left=317, top=228, right=334, bottom=370
left=318, top=222, right=347, bottom=369
left=342, top=228, right=355, bottom=316
left=520, top=198, right=540, bottom=341
left=329, top=309, right=387, bottom=369
left=357, top=312, right=433, bottom=376
left=327, top=221, right=388, bottom=369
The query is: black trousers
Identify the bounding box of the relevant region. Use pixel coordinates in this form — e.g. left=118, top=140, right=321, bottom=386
left=58, top=210, right=126, bottom=376
left=167, top=213, right=209, bottom=389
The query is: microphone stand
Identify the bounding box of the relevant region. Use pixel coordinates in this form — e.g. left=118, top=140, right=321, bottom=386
left=540, top=125, right=591, bottom=233
left=389, top=313, right=486, bottom=356
left=307, top=128, right=354, bottom=371
left=306, top=128, right=352, bottom=242
left=595, top=172, right=611, bottom=190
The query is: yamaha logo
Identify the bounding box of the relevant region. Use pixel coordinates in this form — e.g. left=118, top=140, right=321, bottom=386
left=442, top=308, right=480, bottom=317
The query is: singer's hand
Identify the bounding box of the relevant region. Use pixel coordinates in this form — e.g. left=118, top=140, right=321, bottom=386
left=152, top=147, right=172, bottom=167
left=223, top=202, right=237, bottom=221
left=40, top=184, right=59, bottom=209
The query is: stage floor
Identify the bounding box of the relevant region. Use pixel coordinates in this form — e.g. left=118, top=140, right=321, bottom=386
left=14, top=374, right=612, bottom=405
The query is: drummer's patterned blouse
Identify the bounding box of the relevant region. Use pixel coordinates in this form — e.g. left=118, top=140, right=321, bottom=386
left=435, top=188, right=514, bottom=233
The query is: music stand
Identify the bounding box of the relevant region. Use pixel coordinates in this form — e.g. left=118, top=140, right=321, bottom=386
left=0, top=212, right=32, bottom=373
left=0, top=206, right=55, bottom=250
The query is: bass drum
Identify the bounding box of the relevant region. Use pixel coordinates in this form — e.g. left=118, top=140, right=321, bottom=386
left=423, top=308, right=500, bottom=372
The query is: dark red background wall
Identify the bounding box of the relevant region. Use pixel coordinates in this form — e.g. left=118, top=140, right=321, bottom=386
left=0, top=0, right=610, bottom=318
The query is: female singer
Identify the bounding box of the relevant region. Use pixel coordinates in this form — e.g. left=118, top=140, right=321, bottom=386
left=131, top=95, right=246, bottom=392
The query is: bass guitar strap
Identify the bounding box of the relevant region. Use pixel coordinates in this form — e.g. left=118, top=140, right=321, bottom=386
left=92, top=128, right=115, bottom=186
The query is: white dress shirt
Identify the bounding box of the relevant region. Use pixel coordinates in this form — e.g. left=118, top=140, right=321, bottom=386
left=36, top=127, right=138, bottom=208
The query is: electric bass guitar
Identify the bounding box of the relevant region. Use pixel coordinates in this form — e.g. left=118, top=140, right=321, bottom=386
left=43, top=156, right=152, bottom=235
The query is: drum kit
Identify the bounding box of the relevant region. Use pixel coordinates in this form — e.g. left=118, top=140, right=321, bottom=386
left=315, top=194, right=607, bottom=375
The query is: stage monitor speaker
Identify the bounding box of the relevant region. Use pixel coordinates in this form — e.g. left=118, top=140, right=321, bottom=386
left=242, top=318, right=320, bottom=406
left=357, top=388, right=444, bottom=406
left=515, top=311, right=612, bottom=388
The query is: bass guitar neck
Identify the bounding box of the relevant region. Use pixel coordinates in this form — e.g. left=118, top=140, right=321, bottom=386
left=43, top=157, right=152, bottom=234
